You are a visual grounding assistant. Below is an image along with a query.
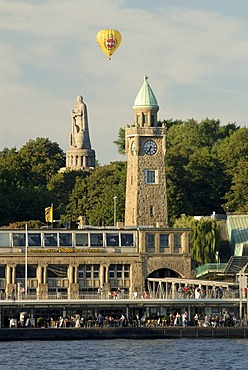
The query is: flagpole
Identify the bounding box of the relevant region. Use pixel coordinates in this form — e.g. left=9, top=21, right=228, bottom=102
left=25, top=223, right=28, bottom=299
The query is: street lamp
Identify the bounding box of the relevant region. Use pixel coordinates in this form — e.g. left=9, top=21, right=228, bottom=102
left=25, top=224, right=28, bottom=299
left=238, top=262, right=248, bottom=326
left=113, top=196, right=117, bottom=227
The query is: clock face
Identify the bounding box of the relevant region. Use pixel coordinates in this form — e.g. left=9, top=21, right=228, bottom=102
left=143, top=140, right=157, bottom=155
left=131, top=141, right=136, bottom=154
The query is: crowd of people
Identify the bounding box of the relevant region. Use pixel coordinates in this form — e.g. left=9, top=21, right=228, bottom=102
left=7, top=309, right=241, bottom=329
left=176, top=284, right=228, bottom=299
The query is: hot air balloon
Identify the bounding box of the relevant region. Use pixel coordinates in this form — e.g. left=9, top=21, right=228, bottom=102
left=96, top=29, right=122, bottom=60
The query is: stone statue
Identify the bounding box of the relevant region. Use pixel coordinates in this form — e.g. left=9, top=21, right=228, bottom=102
left=70, top=95, right=90, bottom=149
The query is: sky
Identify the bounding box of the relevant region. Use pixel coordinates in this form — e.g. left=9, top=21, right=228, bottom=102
left=1, top=0, right=248, bottom=165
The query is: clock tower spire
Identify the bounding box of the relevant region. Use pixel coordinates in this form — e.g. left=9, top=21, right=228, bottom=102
left=125, top=76, right=168, bottom=227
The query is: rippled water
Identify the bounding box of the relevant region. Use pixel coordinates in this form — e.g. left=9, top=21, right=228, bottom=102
left=0, top=339, right=247, bottom=370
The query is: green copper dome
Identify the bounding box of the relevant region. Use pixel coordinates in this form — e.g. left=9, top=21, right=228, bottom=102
left=133, top=76, right=158, bottom=107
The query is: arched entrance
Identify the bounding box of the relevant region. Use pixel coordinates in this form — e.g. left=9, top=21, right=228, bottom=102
left=147, top=268, right=181, bottom=280
left=145, top=268, right=181, bottom=298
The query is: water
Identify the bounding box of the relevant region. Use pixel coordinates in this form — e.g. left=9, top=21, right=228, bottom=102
left=0, top=339, right=247, bottom=370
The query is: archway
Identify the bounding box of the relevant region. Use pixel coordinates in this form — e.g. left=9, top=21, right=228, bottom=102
left=144, top=268, right=181, bottom=298
left=147, top=268, right=181, bottom=280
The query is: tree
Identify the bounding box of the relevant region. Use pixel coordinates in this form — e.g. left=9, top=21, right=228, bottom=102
left=47, top=170, right=90, bottom=220
left=166, top=118, right=238, bottom=223
left=215, top=128, right=248, bottom=212
left=223, top=160, right=248, bottom=212
left=174, top=214, right=221, bottom=264
left=61, top=161, right=126, bottom=226
left=113, top=128, right=125, bottom=156
left=18, top=137, right=65, bottom=186
left=0, top=138, right=65, bottom=226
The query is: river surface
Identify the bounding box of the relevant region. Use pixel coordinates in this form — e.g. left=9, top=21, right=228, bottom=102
left=0, top=338, right=247, bottom=370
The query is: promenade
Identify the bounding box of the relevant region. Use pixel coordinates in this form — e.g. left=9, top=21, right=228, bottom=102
left=1, top=277, right=247, bottom=329
left=1, top=326, right=248, bottom=341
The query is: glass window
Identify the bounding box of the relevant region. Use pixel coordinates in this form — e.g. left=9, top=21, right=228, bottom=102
left=0, top=265, right=5, bottom=278
left=121, top=233, right=134, bottom=246
left=174, top=234, right=181, bottom=247
left=86, top=265, right=91, bottom=278
left=117, top=264, right=122, bottom=278
left=147, top=234, right=155, bottom=247
left=109, top=265, right=115, bottom=278
left=13, top=233, right=26, bottom=247
left=28, top=233, right=41, bottom=247
left=0, top=233, right=9, bottom=247
left=47, top=265, right=68, bottom=278
left=94, top=264, right=100, bottom=279
left=78, top=264, right=84, bottom=279
left=28, top=265, right=37, bottom=278
left=44, top=233, right=58, bottom=247
left=124, top=264, right=130, bottom=278
left=16, top=265, right=25, bottom=278
left=76, top=233, right=88, bottom=247
left=160, top=234, right=169, bottom=248
left=59, top=233, right=72, bottom=247
left=90, top=233, right=103, bottom=247
left=146, top=233, right=155, bottom=253
left=174, top=234, right=181, bottom=253
left=106, top=233, right=119, bottom=247
left=15, top=265, right=36, bottom=278
left=145, top=170, right=158, bottom=184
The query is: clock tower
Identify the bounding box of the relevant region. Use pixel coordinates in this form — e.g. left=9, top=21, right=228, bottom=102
left=125, top=76, right=168, bottom=227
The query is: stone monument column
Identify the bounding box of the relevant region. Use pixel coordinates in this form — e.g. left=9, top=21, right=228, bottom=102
left=61, top=95, right=96, bottom=172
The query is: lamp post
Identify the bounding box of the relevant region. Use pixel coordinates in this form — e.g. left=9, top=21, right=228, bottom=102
left=113, top=196, right=117, bottom=227
left=25, top=224, right=28, bottom=299
left=238, top=263, right=248, bottom=326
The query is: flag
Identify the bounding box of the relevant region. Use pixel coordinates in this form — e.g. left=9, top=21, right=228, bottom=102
left=45, top=205, right=53, bottom=223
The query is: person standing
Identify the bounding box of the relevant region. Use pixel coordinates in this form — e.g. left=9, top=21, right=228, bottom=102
left=174, top=312, right=181, bottom=326
left=182, top=311, right=188, bottom=327
left=97, top=313, right=104, bottom=327
left=194, top=313, right=199, bottom=327
left=97, top=286, right=103, bottom=299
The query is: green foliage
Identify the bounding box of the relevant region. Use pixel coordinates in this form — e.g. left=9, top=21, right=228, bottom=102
left=174, top=214, right=221, bottom=263
left=0, top=138, right=65, bottom=226
left=215, top=127, right=248, bottom=212
left=18, top=137, right=65, bottom=186
left=165, top=118, right=239, bottom=223
left=113, top=128, right=125, bottom=155
left=47, top=170, right=90, bottom=220
left=61, top=161, right=126, bottom=226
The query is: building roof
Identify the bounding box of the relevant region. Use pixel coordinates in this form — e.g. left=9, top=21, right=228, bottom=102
left=133, top=76, right=158, bottom=107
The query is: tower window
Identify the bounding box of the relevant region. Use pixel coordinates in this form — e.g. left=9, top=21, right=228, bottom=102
left=145, top=170, right=158, bottom=184
left=143, top=114, right=147, bottom=124
left=151, top=115, right=154, bottom=127
left=150, top=206, right=154, bottom=217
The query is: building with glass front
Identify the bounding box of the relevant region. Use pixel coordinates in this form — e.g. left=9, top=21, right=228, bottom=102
left=0, top=226, right=191, bottom=300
